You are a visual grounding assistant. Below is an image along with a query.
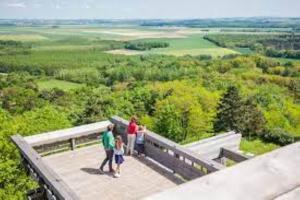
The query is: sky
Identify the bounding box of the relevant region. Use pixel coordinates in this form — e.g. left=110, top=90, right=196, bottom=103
left=0, top=0, right=299, bottom=19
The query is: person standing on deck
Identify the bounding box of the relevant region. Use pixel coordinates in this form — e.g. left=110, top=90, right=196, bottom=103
left=136, top=125, right=147, bottom=157
left=99, top=124, right=115, bottom=174
left=114, top=136, right=125, bottom=178
left=126, top=116, right=138, bottom=156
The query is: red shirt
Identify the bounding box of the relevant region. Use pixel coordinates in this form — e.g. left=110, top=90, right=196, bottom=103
left=127, top=122, right=138, bottom=135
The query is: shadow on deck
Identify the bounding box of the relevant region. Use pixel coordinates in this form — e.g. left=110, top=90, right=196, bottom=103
left=43, top=145, right=183, bottom=200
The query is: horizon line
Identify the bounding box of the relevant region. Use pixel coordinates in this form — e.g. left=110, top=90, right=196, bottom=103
left=1, top=16, right=300, bottom=21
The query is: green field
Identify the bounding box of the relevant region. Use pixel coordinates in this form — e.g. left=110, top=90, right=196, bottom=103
left=4, top=26, right=297, bottom=58
left=234, top=48, right=254, bottom=55
left=108, top=35, right=239, bottom=57
left=37, top=79, right=84, bottom=91
left=0, top=26, right=239, bottom=57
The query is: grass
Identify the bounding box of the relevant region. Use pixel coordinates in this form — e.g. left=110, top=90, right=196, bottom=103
left=37, top=79, right=84, bottom=91
left=108, top=35, right=239, bottom=57
left=240, top=138, right=279, bottom=155
left=234, top=48, right=254, bottom=55
left=0, top=34, right=48, bottom=41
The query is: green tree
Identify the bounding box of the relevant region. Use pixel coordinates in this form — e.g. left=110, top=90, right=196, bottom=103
left=78, top=95, right=115, bottom=124
left=0, top=106, right=71, bottom=199
left=1, top=87, right=43, bottom=114
left=213, top=86, right=243, bottom=132
left=14, top=105, right=72, bottom=136
left=153, top=104, right=183, bottom=142
left=239, top=97, right=265, bottom=138
left=214, top=86, right=265, bottom=137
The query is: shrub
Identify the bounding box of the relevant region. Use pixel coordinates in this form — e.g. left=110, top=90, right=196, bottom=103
left=125, top=41, right=169, bottom=51
left=261, top=128, right=294, bottom=146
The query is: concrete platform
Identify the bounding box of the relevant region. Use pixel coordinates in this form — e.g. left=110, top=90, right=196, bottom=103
left=43, top=145, right=182, bottom=200
left=145, top=142, right=300, bottom=200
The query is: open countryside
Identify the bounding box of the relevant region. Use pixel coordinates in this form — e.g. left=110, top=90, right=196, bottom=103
left=1, top=19, right=300, bottom=199
left=0, top=26, right=241, bottom=57
left=0, top=1, right=300, bottom=199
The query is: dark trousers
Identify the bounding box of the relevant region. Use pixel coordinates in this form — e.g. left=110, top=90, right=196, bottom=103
left=100, top=149, right=114, bottom=171
left=136, top=143, right=145, bottom=155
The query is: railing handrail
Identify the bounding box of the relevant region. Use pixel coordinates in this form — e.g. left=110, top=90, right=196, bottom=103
left=184, top=132, right=242, bottom=160
left=11, top=135, right=80, bottom=200
left=221, top=147, right=251, bottom=163
left=24, top=120, right=111, bottom=146
left=146, top=131, right=225, bottom=172
left=110, top=116, right=225, bottom=172
left=184, top=131, right=237, bottom=148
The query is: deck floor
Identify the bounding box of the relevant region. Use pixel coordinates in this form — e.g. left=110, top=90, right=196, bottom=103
left=43, top=145, right=182, bottom=200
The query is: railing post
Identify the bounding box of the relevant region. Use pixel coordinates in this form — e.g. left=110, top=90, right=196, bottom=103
left=70, top=138, right=76, bottom=150
left=220, top=157, right=227, bottom=165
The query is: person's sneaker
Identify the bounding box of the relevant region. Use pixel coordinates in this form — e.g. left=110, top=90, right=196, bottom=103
left=99, top=169, right=104, bottom=174
left=114, top=173, right=120, bottom=178
left=109, top=169, right=115, bottom=173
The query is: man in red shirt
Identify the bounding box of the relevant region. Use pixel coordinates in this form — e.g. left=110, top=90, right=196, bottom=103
left=126, top=116, right=138, bottom=155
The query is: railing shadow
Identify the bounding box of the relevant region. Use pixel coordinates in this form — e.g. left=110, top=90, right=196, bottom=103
left=132, top=156, right=185, bottom=185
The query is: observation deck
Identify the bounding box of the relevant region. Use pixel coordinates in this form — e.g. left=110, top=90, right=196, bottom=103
left=11, top=116, right=300, bottom=200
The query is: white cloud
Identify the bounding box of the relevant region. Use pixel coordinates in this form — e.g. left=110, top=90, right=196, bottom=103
left=51, top=0, right=70, bottom=9
left=55, top=4, right=61, bottom=9
left=33, top=3, right=43, bottom=8
left=6, top=2, right=27, bottom=8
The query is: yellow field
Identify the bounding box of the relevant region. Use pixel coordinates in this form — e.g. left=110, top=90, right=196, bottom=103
left=156, top=48, right=239, bottom=57
left=106, top=49, right=142, bottom=55
left=106, top=48, right=238, bottom=57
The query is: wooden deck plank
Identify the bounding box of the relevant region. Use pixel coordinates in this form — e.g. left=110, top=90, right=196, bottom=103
left=43, top=145, right=182, bottom=200
left=11, top=135, right=80, bottom=200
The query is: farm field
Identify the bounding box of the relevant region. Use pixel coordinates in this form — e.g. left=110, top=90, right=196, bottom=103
left=0, top=26, right=192, bottom=41
left=2, top=26, right=297, bottom=57
left=108, top=35, right=239, bottom=57
left=37, top=79, right=84, bottom=91
left=0, top=26, right=245, bottom=57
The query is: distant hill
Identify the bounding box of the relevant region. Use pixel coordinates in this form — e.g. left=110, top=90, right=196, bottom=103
left=140, top=18, right=300, bottom=30
left=0, top=18, right=299, bottom=30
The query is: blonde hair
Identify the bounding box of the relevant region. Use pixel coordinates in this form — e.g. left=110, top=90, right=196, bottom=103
left=116, top=135, right=122, bottom=143
left=116, top=135, right=123, bottom=149
left=138, top=125, right=146, bottom=131
left=131, top=116, right=137, bottom=123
